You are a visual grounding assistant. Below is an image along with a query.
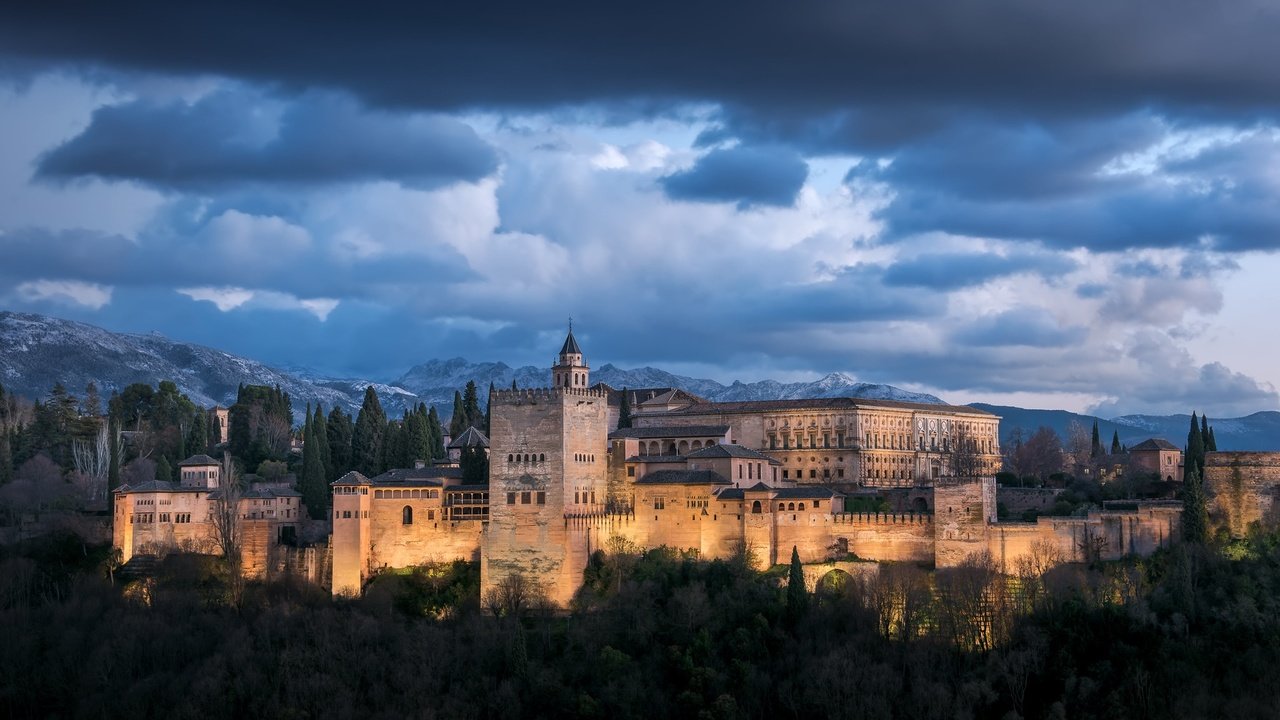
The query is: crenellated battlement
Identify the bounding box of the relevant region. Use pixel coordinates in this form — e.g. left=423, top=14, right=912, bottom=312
left=833, top=511, right=933, bottom=525
left=491, top=386, right=610, bottom=405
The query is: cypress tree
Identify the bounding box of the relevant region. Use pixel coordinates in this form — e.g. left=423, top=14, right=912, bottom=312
left=327, top=406, right=354, bottom=475
left=1090, top=420, right=1102, bottom=458
left=618, top=388, right=633, bottom=429
left=313, top=405, right=333, bottom=483
left=427, top=406, right=445, bottom=459
left=300, top=409, right=328, bottom=519
left=156, top=455, right=172, bottom=483
left=1207, top=426, right=1218, bottom=452
left=352, top=387, right=387, bottom=476
left=462, top=381, right=482, bottom=430
left=484, top=382, right=495, bottom=434
left=1181, top=465, right=1208, bottom=544
left=511, top=379, right=517, bottom=391
left=381, top=419, right=403, bottom=471
left=1187, top=412, right=1205, bottom=477
left=186, top=411, right=208, bottom=458
left=786, top=545, right=808, bottom=622
left=450, top=391, right=467, bottom=439
left=1111, top=430, right=1122, bottom=455
left=405, top=411, right=430, bottom=467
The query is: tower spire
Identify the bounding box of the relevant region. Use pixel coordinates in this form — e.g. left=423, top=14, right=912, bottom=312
left=552, top=319, right=587, bottom=388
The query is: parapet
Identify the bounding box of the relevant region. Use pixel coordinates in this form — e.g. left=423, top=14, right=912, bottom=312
left=1206, top=451, right=1280, bottom=468
left=491, top=387, right=610, bottom=406
left=833, top=511, right=932, bottom=525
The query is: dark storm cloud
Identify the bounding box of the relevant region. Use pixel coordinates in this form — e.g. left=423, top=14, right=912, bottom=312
left=36, top=89, right=498, bottom=191
left=660, top=146, right=808, bottom=208
left=0, top=225, right=476, bottom=300
left=4, top=1, right=1280, bottom=138
left=950, top=309, right=1086, bottom=349
left=881, top=250, right=1078, bottom=290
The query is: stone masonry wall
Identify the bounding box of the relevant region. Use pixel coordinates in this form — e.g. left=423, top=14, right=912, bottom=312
left=1204, top=452, right=1280, bottom=536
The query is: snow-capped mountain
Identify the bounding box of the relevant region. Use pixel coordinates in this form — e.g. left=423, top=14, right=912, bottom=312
left=0, top=311, right=415, bottom=418
left=1, top=312, right=947, bottom=423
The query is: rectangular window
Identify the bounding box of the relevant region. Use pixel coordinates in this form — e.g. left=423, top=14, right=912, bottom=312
left=343, top=510, right=352, bottom=518
left=654, top=496, right=665, bottom=510
left=837, top=469, right=844, bottom=478
left=575, top=491, right=580, bottom=504
left=738, top=465, right=743, bottom=479
left=521, top=491, right=531, bottom=504
left=809, top=469, right=817, bottom=479
left=536, top=492, right=546, bottom=505
left=507, top=492, right=516, bottom=504
left=627, top=466, right=635, bottom=477
left=782, top=470, right=789, bottom=479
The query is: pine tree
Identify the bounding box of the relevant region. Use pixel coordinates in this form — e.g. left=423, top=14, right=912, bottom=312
left=450, top=391, right=467, bottom=439
left=1187, top=412, right=1205, bottom=477
left=786, top=545, right=808, bottom=622
left=1090, top=420, right=1102, bottom=458
left=300, top=408, right=328, bottom=519
left=1111, top=430, right=1122, bottom=455
left=618, top=388, right=633, bottom=429
left=1181, top=465, right=1208, bottom=544
left=352, top=387, right=387, bottom=476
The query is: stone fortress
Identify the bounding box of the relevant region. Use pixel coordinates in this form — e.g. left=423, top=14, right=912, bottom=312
left=331, top=330, right=1185, bottom=606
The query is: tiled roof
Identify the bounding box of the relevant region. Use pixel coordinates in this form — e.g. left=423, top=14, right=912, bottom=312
left=772, top=487, right=839, bottom=499
left=625, top=455, right=687, bottom=463
left=366, top=466, right=464, bottom=486
left=447, top=426, right=490, bottom=449
left=685, top=444, right=777, bottom=462
left=634, top=469, right=731, bottom=485
left=559, top=330, right=582, bottom=356
left=115, top=480, right=189, bottom=494
left=664, top=397, right=995, bottom=416
left=1130, top=438, right=1180, bottom=452
left=243, top=487, right=304, bottom=499
left=609, top=424, right=730, bottom=439
left=333, top=471, right=370, bottom=486
left=715, top=488, right=745, bottom=500
left=178, top=454, right=221, bottom=467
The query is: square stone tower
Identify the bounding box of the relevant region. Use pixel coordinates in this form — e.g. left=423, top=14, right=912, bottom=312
left=482, top=328, right=609, bottom=607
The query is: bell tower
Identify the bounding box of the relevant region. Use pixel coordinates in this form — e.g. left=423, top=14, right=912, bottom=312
left=551, top=321, right=589, bottom=389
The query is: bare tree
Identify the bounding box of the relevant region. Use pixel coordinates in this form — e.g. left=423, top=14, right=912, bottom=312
left=483, top=572, right=548, bottom=618
left=1065, top=420, right=1091, bottom=474
left=209, top=453, right=242, bottom=567
left=947, top=423, right=985, bottom=479
left=72, top=420, right=116, bottom=503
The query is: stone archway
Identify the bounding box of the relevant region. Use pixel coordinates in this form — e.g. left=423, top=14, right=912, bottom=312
left=815, top=568, right=854, bottom=596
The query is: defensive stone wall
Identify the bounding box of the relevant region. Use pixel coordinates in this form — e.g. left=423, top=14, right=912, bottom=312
left=996, top=487, right=1063, bottom=516
left=827, top=512, right=935, bottom=563
left=1204, top=451, right=1280, bottom=537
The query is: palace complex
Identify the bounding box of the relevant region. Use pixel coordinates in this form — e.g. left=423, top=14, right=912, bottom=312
left=328, top=330, right=1184, bottom=606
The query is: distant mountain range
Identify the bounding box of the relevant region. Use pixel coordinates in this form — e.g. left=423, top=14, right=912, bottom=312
left=2, top=311, right=1277, bottom=450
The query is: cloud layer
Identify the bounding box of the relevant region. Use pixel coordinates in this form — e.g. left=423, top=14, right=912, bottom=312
left=0, top=6, right=1278, bottom=418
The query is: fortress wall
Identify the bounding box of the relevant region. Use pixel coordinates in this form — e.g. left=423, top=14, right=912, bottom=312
left=997, top=487, right=1064, bottom=515
left=1204, top=452, right=1280, bottom=537
left=934, top=478, right=997, bottom=567
left=240, top=519, right=273, bottom=580
left=367, top=495, right=483, bottom=569
left=988, top=506, right=1179, bottom=571
left=829, top=513, right=935, bottom=563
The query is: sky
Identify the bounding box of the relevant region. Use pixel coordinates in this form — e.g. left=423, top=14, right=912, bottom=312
left=1, top=1, right=1279, bottom=418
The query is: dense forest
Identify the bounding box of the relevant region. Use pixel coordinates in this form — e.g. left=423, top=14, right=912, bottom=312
left=4, top=526, right=1280, bottom=719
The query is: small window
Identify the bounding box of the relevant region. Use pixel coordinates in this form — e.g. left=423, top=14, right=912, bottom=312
left=521, top=491, right=531, bottom=504
left=507, top=492, right=516, bottom=504
left=627, top=466, right=636, bottom=477
left=536, top=492, right=546, bottom=505
left=402, top=506, right=413, bottom=524
left=654, top=496, right=665, bottom=510
left=798, top=503, right=805, bottom=511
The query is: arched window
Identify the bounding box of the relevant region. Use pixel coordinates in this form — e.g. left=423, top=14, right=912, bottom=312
left=788, top=502, right=795, bottom=511
left=798, top=503, right=805, bottom=511
left=539, top=453, right=545, bottom=462
left=751, top=500, right=762, bottom=514
left=402, top=506, right=413, bottom=525
left=508, top=454, right=514, bottom=462
left=375, top=490, right=383, bottom=498
left=692, top=440, right=703, bottom=450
